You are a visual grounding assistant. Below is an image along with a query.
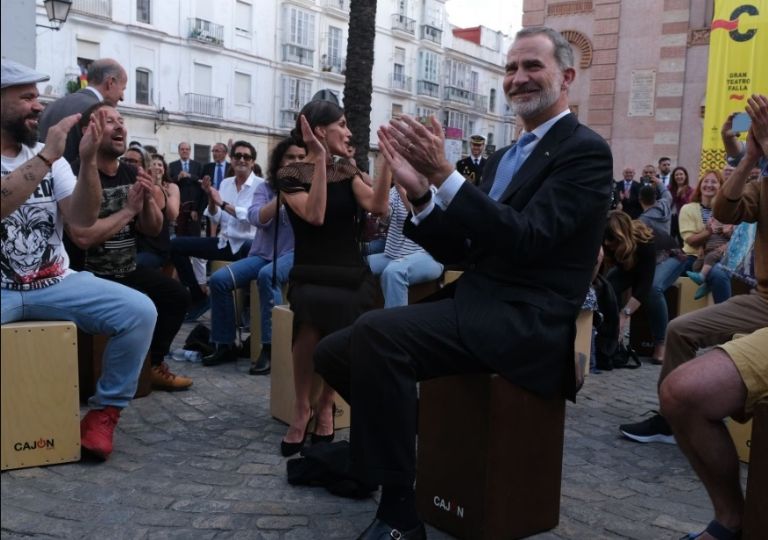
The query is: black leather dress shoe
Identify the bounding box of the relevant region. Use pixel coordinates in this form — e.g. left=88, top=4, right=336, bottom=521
left=202, top=346, right=237, bottom=366
left=356, top=518, right=426, bottom=540
left=248, top=348, right=271, bottom=375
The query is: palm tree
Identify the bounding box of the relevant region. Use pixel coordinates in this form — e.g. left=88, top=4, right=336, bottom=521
left=343, top=0, right=378, bottom=173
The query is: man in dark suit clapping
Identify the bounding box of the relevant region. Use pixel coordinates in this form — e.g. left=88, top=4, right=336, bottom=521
left=314, top=26, right=613, bottom=540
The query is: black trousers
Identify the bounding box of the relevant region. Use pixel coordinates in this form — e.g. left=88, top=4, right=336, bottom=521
left=104, top=267, right=190, bottom=365
left=170, top=237, right=251, bottom=303
left=314, top=298, right=491, bottom=487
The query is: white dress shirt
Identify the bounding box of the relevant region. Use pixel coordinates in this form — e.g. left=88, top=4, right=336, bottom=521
left=204, top=172, right=264, bottom=253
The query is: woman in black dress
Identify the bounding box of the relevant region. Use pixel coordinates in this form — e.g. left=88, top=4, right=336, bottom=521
left=278, top=100, right=391, bottom=456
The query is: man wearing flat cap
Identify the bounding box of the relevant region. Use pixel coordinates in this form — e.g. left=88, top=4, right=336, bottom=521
left=455, top=134, right=487, bottom=185
left=1, top=59, right=156, bottom=461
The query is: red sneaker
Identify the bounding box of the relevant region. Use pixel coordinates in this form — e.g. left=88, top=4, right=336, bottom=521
left=80, top=406, right=121, bottom=460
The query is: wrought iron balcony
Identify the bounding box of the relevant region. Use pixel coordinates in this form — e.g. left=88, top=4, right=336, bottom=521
left=420, top=24, right=442, bottom=44
left=283, top=44, right=314, bottom=67
left=72, top=0, right=112, bottom=19
left=184, top=93, right=224, bottom=118
left=473, top=94, right=489, bottom=112
left=188, top=18, right=224, bottom=46
left=391, top=14, right=416, bottom=34
left=390, top=74, right=412, bottom=93
left=417, top=80, right=440, bottom=99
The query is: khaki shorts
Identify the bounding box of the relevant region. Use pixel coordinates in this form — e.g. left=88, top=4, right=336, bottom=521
left=719, top=327, right=768, bottom=416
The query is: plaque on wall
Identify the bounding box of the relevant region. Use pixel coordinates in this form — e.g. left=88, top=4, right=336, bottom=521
left=628, top=69, right=656, bottom=117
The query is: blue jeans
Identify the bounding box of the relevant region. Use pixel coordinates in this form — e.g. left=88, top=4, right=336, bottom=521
left=1, top=272, right=157, bottom=408
left=683, top=255, right=732, bottom=304
left=170, top=236, right=252, bottom=303
left=644, top=256, right=687, bottom=344
left=209, top=252, right=294, bottom=345
left=368, top=251, right=444, bottom=308
left=136, top=251, right=166, bottom=270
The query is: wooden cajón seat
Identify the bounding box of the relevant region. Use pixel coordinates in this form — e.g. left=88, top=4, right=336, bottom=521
left=1, top=321, right=81, bottom=471
left=743, top=400, right=767, bottom=539
left=415, top=307, right=593, bottom=540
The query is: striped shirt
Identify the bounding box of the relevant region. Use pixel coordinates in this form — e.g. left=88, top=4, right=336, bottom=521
left=383, top=187, right=430, bottom=259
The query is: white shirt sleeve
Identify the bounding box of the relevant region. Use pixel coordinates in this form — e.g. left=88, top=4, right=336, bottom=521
left=409, top=171, right=465, bottom=225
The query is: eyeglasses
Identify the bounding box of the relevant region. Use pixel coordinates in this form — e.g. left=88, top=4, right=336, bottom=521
left=232, top=153, right=253, bottom=161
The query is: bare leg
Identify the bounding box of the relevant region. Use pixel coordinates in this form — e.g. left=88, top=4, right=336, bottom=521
left=699, top=263, right=712, bottom=279
left=284, top=324, right=321, bottom=444
left=314, top=384, right=337, bottom=437
left=659, top=349, right=747, bottom=536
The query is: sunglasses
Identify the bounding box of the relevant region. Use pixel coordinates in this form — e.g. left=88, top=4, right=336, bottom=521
left=120, top=157, right=140, bottom=165
left=232, top=152, right=253, bottom=161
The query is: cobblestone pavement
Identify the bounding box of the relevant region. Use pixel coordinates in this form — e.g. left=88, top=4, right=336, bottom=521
left=1, top=318, right=747, bottom=539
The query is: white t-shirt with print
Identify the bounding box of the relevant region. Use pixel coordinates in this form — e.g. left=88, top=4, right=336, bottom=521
left=1, top=142, right=77, bottom=290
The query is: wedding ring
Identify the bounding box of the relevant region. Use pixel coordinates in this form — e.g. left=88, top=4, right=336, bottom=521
left=408, top=143, right=415, bottom=151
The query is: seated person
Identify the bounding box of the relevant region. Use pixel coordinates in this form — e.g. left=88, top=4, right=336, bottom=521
left=136, top=153, right=179, bottom=270
left=686, top=217, right=733, bottom=298
left=661, top=328, right=767, bottom=540
left=368, top=175, right=443, bottom=308
left=619, top=95, right=768, bottom=472
left=202, top=138, right=305, bottom=372
left=1, top=60, right=156, bottom=460
left=66, top=103, right=192, bottom=392
left=638, top=183, right=672, bottom=236
left=170, top=141, right=262, bottom=320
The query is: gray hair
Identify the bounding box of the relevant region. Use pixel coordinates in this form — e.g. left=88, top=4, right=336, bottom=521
left=515, top=26, right=574, bottom=71
left=87, top=59, right=125, bottom=85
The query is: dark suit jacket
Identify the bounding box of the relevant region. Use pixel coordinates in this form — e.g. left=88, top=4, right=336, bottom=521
left=615, top=179, right=662, bottom=219
left=202, top=161, right=232, bottom=189
left=38, top=88, right=101, bottom=163
left=405, top=113, right=613, bottom=401
left=455, top=156, right=487, bottom=185
left=169, top=159, right=206, bottom=235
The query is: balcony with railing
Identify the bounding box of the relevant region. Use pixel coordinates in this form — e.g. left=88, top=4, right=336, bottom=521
left=417, top=80, right=440, bottom=99
left=283, top=44, right=314, bottom=67
left=188, top=18, right=224, bottom=46
left=420, top=24, right=442, bottom=44
left=390, top=74, right=412, bottom=93
left=184, top=93, right=224, bottom=118
left=323, top=0, right=350, bottom=16
left=391, top=14, right=416, bottom=34
left=72, top=0, right=112, bottom=19
left=444, top=85, right=474, bottom=106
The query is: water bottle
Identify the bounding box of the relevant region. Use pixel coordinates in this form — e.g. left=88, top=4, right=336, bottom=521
left=171, top=348, right=201, bottom=362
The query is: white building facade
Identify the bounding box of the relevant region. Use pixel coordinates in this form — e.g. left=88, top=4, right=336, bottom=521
left=32, top=0, right=514, bottom=166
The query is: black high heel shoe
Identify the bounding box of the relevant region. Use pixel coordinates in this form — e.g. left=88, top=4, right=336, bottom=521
left=310, top=404, right=336, bottom=445
left=281, top=411, right=313, bottom=457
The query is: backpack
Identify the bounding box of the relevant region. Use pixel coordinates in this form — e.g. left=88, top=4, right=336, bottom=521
left=183, top=323, right=214, bottom=356
left=286, top=441, right=376, bottom=499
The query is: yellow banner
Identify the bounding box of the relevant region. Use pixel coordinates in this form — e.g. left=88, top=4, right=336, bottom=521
left=701, top=0, right=768, bottom=174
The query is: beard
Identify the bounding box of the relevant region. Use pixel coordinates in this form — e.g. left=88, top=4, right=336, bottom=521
left=507, top=74, right=563, bottom=120
left=1, top=110, right=39, bottom=148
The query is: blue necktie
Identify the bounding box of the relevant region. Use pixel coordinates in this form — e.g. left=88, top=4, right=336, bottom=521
left=215, top=163, right=223, bottom=189
left=488, top=132, right=537, bottom=201
left=183, top=161, right=189, bottom=173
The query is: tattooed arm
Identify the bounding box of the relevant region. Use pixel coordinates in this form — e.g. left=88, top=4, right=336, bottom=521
left=1, top=114, right=81, bottom=220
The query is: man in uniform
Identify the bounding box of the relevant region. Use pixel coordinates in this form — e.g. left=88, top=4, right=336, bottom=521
left=455, top=134, right=487, bottom=185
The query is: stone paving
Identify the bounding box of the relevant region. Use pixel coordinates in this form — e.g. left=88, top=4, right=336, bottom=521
left=1, top=318, right=748, bottom=539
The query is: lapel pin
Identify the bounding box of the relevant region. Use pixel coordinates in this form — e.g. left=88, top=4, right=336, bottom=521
left=544, top=151, right=550, bottom=157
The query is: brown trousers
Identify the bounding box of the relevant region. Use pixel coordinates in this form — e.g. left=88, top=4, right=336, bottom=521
left=660, top=292, right=768, bottom=384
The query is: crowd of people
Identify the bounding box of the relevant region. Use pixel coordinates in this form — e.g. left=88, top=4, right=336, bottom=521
left=1, top=23, right=765, bottom=540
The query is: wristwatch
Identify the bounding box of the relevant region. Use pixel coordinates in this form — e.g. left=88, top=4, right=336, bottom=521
left=219, top=201, right=229, bottom=211
left=622, top=307, right=632, bottom=317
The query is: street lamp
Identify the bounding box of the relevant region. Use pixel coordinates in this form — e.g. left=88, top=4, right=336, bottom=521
left=154, top=107, right=170, bottom=134
left=37, top=0, right=73, bottom=31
